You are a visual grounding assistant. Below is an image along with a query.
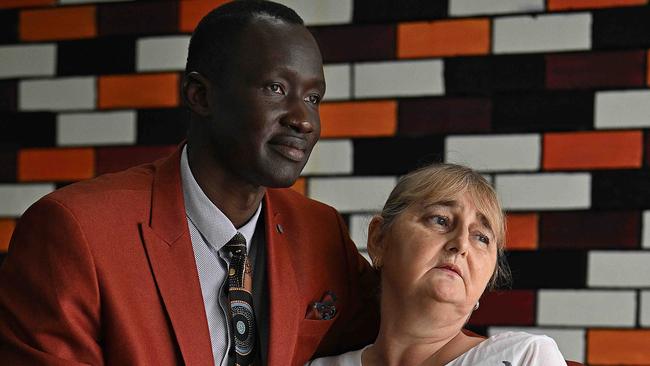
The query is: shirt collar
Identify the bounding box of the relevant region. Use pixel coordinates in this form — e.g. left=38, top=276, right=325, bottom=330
left=180, top=145, right=262, bottom=251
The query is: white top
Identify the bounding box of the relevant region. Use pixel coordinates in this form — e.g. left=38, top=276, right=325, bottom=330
left=180, top=145, right=262, bottom=366
left=306, top=331, right=567, bottom=366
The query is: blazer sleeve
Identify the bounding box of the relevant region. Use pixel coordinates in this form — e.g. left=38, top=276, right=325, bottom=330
left=0, top=197, right=103, bottom=365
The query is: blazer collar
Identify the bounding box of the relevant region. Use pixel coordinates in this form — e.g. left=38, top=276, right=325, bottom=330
left=263, top=190, right=302, bottom=366
left=141, top=144, right=214, bottom=366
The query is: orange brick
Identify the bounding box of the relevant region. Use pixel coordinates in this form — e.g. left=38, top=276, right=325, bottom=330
left=290, top=177, right=306, bottom=195
left=505, top=213, right=538, bottom=250
left=543, top=130, right=642, bottom=170
left=588, top=329, right=650, bottom=364
left=18, top=148, right=95, bottom=182
left=20, top=6, right=96, bottom=41
left=397, top=19, right=490, bottom=59
left=0, top=0, right=54, bottom=9
left=320, top=101, right=397, bottom=138
left=98, top=73, right=180, bottom=109
left=549, top=0, right=647, bottom=11
left=179, top=0, right=231, bottom=33
left=0, top=219, right=16, bottom=252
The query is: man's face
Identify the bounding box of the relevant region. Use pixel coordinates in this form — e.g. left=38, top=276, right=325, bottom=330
left=206, top=19, right=325, bottom=188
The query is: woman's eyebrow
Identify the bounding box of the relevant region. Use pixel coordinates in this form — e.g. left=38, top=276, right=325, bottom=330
left=476, top=213, right=494, bottom=235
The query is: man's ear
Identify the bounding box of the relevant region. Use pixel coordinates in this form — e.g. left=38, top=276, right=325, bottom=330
left=367, top=215, right=386, bottom=269
left=183, top=71, right=211, bottom=117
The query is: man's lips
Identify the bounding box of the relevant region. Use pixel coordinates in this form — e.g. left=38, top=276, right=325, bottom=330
left=268, top=136, right=308, bottom=162
left=435, top=263, right=462, bottom=278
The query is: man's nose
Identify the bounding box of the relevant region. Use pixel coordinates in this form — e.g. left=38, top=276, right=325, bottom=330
left=282, top=97, right=315, bottom=134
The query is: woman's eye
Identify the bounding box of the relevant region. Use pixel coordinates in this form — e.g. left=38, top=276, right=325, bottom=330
left=268, top=83, right=284, bottom=94
left=430, top=215, right=449, bottom=227
left=304, top=94, right=320, bottom=105
left=476, top=234, right=490, bottom=245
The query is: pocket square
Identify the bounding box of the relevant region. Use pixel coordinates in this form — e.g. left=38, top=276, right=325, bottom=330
left=306, top=291, right=337, bottom=320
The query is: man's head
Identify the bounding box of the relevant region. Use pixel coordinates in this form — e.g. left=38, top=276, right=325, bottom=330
left=183, top=1, right=325, bottom=188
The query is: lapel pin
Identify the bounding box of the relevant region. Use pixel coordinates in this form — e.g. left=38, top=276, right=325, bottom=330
left=276, top=224, right=284, bottom=234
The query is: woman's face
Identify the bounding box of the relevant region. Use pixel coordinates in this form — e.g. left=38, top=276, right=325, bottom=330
left=369, top=192, right=498, bottom=314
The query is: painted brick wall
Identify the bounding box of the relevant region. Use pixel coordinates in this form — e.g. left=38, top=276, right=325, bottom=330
left=1, top=0, right=650, bottom=363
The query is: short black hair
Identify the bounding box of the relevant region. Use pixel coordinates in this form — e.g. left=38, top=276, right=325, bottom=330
left=185, top=0, right=304, bottom=83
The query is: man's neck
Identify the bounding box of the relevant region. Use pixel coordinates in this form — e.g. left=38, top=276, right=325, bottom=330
left=187, top=144, right=265, bottom=228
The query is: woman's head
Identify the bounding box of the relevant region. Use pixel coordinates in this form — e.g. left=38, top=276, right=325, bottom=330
left=367, top=163, right=511, bottom=315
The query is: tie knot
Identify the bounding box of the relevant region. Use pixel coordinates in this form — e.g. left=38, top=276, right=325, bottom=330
left=225, top=232, right=247, bottom=256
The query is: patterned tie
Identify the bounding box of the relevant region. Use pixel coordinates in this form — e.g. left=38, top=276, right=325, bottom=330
left=225, top=232, right=257, bottom=366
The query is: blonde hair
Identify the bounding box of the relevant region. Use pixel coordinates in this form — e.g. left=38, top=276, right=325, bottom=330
left=378, top=163, right=511, bottom=290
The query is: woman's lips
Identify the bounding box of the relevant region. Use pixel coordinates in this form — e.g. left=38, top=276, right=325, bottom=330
left=435, top=264, right=462, bottom=278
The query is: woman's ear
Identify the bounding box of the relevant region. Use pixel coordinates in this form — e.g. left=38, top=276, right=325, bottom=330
left=183, top=71, right=211, bottom=117
left=367, top=215, right=386, bottom=269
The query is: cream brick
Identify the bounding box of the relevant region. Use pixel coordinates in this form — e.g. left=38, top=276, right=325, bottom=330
left=0, top=44, right=56, bottom=79
left=136, top=36, right=190, bottom=72
left=57, top=111, right=136, bottom=146
left=275, top=0, right=352, bottom=25
left=354, top=60, right=444, bottom=98
left=0, top=184, right=55, bottom=217
left=494, top=13, right=591, bottom=54
left=323, top=64, right=350, bottom=101
left=488, top=327, right=585, bottom=362
left=538, top=290, right=635, bottom=327
left=595, top=90, right=650, bottom=129
left=350, top=214, right=374, bottom=250
left=450, top=0, right=544, bottom=16
left=308, top=177, right=396, bottom=213
left=588, top=251, right=650, bottom=287
left=19, top=77, right=95, bottom=111
left=445, top=134, right=540, bottom=172
left=302, top=140, right=352, bottom=175
left=641, top=291, right=650, bottom=327
left=495, top=173, right=590, bottom=210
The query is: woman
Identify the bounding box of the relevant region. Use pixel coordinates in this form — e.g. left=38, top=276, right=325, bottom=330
left=308, top=164, right=566, bottom=366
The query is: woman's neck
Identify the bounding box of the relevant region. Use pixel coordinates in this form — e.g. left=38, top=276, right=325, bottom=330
left=363, top=291, right=480, bottom=366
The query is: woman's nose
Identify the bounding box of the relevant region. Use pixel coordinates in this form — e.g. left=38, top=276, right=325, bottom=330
left=445, top=229, right=470, bottom=255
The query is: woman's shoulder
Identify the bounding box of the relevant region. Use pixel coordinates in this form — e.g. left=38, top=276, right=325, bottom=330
left=449, top=331, right=566, bottom=365
left=305, top=345, right=369, bottom=366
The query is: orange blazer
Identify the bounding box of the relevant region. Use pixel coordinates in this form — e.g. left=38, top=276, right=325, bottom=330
left=0, top=147, right=379, bottom=366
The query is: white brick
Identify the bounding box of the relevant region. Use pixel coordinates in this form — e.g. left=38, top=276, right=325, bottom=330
left=495, top=173, right=590, bottom=210
left=0, top=184, right=55, bottom=217
left=323, top=64, right=350, bottom=101
left=137, top=36, right=190, bottom=72
left=275, top=0, right=352, bottom=25
left=354, top=60, right=444, bottom=98
left=595, top=90, right=650, bottom=129
left=588, top=251, right=650, bottom=287
left=641, top=291, right=650, bottom=327
left=57, top=111, right=136, bottom=146
left=19, top=77, right=95, bottom=111
left=488, top=327, right=585, bottom=362
left=350, top=214, right=374, bottom=250
left=538, top=290, right=636, bottom=327
left=494, top=13, right=591, bottom=54
left=642, top=211, right=650, bottom=249
left=308, top=177, right=396, bottom=213
left=302, top=140, right=352, bottom=175
left=0, top=44, right=56, bottom=79
left=450, top=0, right=544, bottom=16
left=445, top=134, right=540, bottom=172
left=59, top=0, right=132, bottom=3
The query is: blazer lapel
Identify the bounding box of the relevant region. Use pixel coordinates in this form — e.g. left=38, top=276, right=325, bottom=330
left=264, top=194, right=302, bottom=366
left=141, top=146, right=213, bottom=366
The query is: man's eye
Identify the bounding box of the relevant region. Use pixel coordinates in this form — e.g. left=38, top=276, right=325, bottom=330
left=268, top=83, right=284, bottom=94
left=305, top=94, right=320, bottom=105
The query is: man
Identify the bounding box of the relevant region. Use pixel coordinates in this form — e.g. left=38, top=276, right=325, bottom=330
left=0, top=1, right=378, bottom=365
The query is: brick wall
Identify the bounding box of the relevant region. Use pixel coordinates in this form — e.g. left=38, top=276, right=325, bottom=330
left=1, top=0, right=650, bottom=363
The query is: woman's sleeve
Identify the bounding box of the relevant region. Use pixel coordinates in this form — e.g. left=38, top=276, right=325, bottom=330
left=526, top=335, right=568, bottom=366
